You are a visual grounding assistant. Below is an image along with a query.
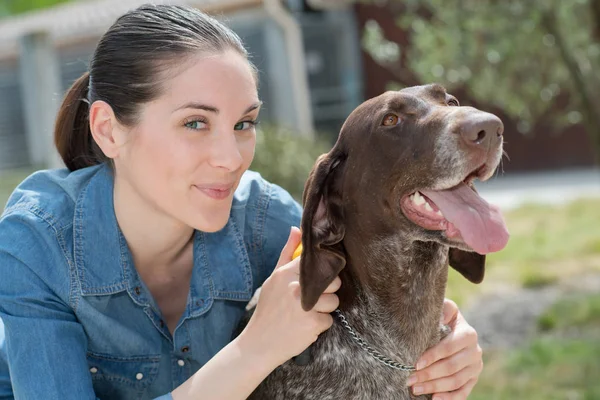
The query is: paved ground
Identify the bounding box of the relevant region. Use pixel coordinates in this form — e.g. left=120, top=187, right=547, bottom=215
left=475, top=167, right=600, bottom=210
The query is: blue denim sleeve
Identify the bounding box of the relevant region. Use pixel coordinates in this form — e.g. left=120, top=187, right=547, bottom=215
left=0, top=253, right=97, bottom=397
left=0, top=211, right=173, bottom=400
left=259, top=182, right=303, bottom=284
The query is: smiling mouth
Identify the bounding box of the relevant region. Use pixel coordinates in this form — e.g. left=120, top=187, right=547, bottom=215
left=194, top=185, right=233, bottom=200
left=400, top=165, right=509, bottom=254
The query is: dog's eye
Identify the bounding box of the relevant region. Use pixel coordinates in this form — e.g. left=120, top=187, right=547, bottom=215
left=382, top=113, right=400, bottom=126
left=447, top=98, right=460, bottom=107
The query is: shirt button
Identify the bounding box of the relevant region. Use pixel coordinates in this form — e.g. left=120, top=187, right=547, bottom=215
left=178, top=359, right=185, bottom=367
left=136, top=372, right=144, bottom=380
left=90, top=367, right=98, bottom=374
left=134, top=287, right=141, bottom=296
left=181, top=346, right=190, bottom=353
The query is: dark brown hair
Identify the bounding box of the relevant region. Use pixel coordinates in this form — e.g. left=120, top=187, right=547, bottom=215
left=54, top=4, right=255, bottom=171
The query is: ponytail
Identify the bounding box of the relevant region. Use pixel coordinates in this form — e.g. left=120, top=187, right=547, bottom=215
left=54, top=71, right=107, bottom=171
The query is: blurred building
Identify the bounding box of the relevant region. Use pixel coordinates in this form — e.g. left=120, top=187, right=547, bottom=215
left=0, top=0, right=363, bottom=169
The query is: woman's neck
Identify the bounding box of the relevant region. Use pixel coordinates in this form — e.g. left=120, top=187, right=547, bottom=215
left=113, top=176, right=195, bottom=278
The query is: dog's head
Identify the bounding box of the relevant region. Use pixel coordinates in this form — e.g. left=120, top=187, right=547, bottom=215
left=299, top=84, right=510, bottom=310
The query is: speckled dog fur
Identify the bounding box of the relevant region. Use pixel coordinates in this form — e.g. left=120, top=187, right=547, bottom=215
left=244, top=84, right=503, bottom=400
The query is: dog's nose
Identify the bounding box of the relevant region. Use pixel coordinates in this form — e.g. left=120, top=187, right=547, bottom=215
left=460, top=112, right=503, bottom=148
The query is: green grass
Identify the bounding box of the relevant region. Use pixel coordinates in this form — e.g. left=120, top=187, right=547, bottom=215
left=446, top=199, right=600, bottom=306
left=537, top=293, right=600, bottom=332
left=472, top=338, right=600, bottom=400
left=488, top=200, right=600, bottom=265
left=471, top=293, right=600, bottom=400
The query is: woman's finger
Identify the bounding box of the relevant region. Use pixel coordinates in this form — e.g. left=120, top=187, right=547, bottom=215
left=275, top=227, right=302, bottom=269
left=316, top=313, right=334, bottom=333
left=416, top=324, right=477, bottom=370
left=322, top=276, right=342, bottom=294
left=426, top=377, right=478, bottom=400
left=410, top=365, right=478, bottom=396
left=312, top=293, right=340, bottom=313
left=441, top=298, right=459, bottom=326
left=408, top=345, right=481, bottom=385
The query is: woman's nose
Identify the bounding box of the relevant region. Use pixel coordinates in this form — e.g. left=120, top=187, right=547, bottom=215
left=208, top=130, right=244, bottom=171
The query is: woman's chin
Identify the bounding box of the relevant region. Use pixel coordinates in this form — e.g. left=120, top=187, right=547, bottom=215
left=188, top=210, right=231, bottom=233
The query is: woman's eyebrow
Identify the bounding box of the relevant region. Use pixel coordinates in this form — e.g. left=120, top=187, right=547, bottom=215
left=173, top=101, right=263, bottom=115
left=244, top=101, right=263, bottom=114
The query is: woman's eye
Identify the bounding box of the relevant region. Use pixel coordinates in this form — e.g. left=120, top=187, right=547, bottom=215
left=184, top=119, right=207, bottom=130
left=234, top=120, right=258, bottom=131
left=382, top=113, right=400, bottom=126
left=448, top=98, right=460, bottom=106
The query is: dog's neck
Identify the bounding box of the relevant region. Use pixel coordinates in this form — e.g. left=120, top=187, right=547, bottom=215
left=334, top=231, right=449, bottom=362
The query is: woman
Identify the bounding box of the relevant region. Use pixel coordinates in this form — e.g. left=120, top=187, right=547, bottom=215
left=0, top=4, right=482, bottom=400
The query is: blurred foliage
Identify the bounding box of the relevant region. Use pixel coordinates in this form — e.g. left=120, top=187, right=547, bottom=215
left=362, top=0, right=600, bottom=160
left=0, top=0, right=73, bottom=17
left=251, top=124, right=332, bottom=202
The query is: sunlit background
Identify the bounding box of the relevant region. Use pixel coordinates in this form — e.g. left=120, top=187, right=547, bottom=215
left=1, top=0, right=600, bottom=398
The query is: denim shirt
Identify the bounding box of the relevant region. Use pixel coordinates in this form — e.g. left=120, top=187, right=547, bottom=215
left=0, top=163, right=302, bottom=400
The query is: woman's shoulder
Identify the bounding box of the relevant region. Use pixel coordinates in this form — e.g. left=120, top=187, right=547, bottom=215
left=0, top=164, right=107, bottom=297
left=1, top=164, right=104, bottom=230
left=234, top=170, right=302, bottom=223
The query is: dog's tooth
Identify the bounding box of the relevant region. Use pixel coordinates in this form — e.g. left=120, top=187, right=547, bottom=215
left=424, top=202, right=433, bottom=212
left=436, top=209, right=444, bottom=217
left=413, top=192, right=425, bottom=205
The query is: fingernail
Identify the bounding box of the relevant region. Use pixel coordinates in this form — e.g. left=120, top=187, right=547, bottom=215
left=412, top=385, right=423, bottom=395
left=406, top=375, right=418, bottom=386
left=433, top=396, right=443, bottom=400
left=416, top=360, right=427, bottom=370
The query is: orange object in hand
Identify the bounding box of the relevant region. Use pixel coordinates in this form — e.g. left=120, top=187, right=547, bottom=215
left=292, top=243, right=303, bottom=260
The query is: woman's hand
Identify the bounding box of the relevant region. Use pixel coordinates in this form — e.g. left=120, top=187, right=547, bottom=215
left=240, top=226, right=341, bottom=368
left=406, top=299, right=483, bottom=400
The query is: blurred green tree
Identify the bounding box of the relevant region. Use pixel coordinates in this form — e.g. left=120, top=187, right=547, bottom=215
left=362, top=0, right=600, bottom=162
left=0, top=0, right=72, bottom=17
left=252, top=124, right=331, bottom=201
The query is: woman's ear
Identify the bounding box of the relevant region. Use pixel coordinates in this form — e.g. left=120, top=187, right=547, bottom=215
left=89, top=100, right=122, bottom=159
left=299, top=150, right=347, bottom=311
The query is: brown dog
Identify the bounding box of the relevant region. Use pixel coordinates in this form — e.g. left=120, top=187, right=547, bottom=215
left=247, top=84, right=509, bottom=399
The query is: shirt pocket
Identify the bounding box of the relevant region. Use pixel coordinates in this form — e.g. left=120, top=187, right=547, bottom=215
left=86, top=351, right=160, bottom=400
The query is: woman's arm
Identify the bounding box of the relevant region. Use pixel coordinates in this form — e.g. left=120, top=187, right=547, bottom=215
left=172, top=227, right=340, bottom=400
left=170, top=332, right=275, bottom=400
left=0, top=252, right=98, bottom=399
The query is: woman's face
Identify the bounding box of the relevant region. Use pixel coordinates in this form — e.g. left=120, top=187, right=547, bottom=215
left=115, top=50, right=259, bottom=232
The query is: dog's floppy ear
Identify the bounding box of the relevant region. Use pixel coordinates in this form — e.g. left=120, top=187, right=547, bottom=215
left=300, top=151, right=347, bottom=311
left=448, top=248, right=486, bottom=283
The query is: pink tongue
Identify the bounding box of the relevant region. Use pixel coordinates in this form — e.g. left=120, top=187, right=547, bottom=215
left=421, top=183, right=509, bottom=254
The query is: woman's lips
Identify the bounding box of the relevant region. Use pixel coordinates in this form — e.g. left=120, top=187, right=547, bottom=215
left=194, top=184, right=233, bottom=200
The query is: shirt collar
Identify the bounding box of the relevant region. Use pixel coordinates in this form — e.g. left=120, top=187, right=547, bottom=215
left=73, top=163, right=253, bottom=311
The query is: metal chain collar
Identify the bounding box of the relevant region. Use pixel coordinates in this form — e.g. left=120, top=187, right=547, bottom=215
left=334, top=309, right=416, bottom=372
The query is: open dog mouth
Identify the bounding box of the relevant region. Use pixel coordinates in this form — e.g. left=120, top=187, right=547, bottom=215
left=400, top=165, right=509, bottom=255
